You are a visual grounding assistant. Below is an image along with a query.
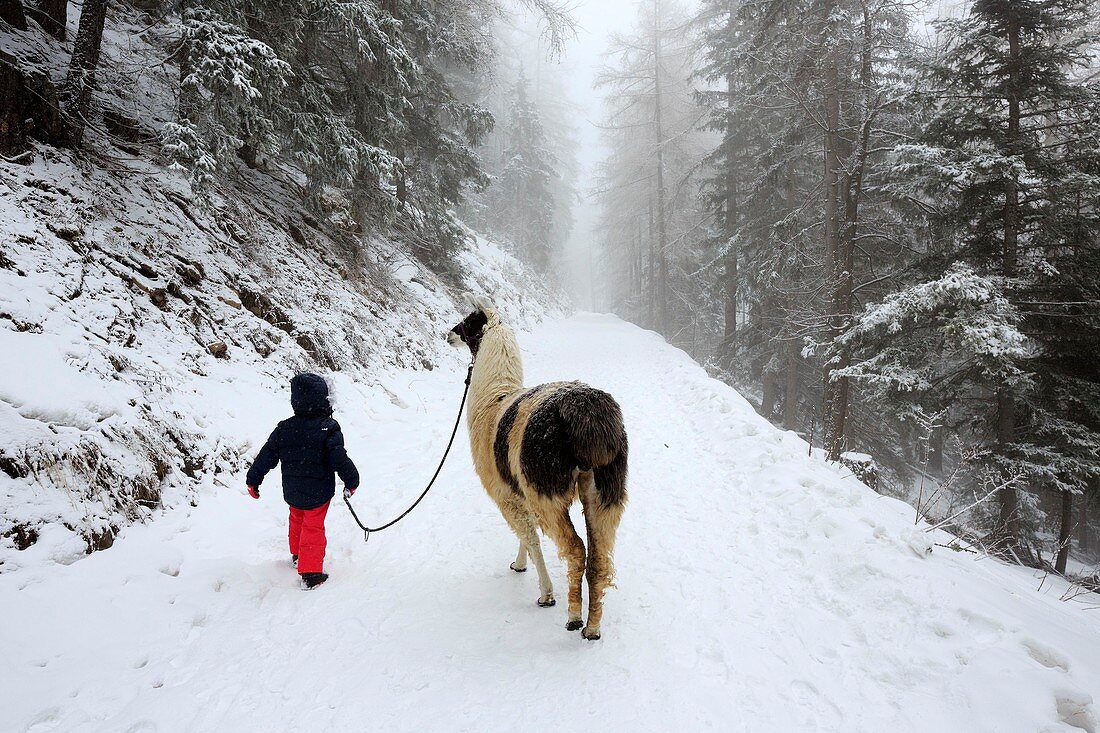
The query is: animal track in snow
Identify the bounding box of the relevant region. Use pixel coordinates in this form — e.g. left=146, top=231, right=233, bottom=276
left=927, top=620, right=957, bottom=639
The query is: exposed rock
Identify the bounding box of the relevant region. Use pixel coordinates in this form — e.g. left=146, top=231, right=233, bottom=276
left=3, top=524, right=38, bottom=551
left=841, top=452, right=879, bottom=491
left=46, top=220, right=83, bottom=241
left=207, top=340, right=228, bottom=359
left=288, top=221, right=307, bottom=247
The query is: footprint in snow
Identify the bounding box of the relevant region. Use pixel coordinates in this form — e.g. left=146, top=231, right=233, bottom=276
left=927, top=619, right=957, bottom=639
left=1022, top=637, right=1071, bottom=672
left=25, top=707, right=61, bottom=733
left=124, top=722, right=157, bottom=733
left=1056, top=690, right=1098, bottom=733
left=776, top=546, right=804, bottom=562
left=956, top=608, right=1006, bottom=644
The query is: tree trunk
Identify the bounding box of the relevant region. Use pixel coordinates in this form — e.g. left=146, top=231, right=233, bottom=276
left=0, top=52, right=28, bottom=155
left=61, top=0, right=108, bottom=146
left=27, top=0, right=65, bottom=39
left=395, top=154, right=407, bottom=208
left=1, top=49, right=66, bottom=154
left=929, top=427, right=944, bottom=474
left=1055, top=490, right=1073, bottom=574
left=820, top=0, right=845, bottom=462
left=717, top=2, right=738, bottom=371
left=1079, top=489, right=1090, bottom=552
left=720, top=218, right=738, bottom=370
left=0, top=0, right=27, bottom=29
left=783, top=339, right=800, bottom=430
left=177, top=0, right=199, bottom=123
left=647, top=193, right=656, bottom=329
left=761, top=369, right=778, bottom=419
left=995, top=18, right=1023, bottom=546
left=652, top=0, right=669, bottom=335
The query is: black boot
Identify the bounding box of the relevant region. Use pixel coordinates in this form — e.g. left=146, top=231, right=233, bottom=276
left=301, top=572, right=328, bottom=590
left=291, top=554, right=298, bottom=568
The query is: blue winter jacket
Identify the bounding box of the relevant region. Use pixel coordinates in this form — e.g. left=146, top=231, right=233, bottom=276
left=246, top=373, right=360, bottom=509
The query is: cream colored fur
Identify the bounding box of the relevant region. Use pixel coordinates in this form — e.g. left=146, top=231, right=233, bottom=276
left=456, top=300, right=624, bottom=639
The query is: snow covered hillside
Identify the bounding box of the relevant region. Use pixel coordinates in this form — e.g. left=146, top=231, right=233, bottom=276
left=0, top=148, right=556, bottom=561
left=4, top=313, right=1099, bottom=732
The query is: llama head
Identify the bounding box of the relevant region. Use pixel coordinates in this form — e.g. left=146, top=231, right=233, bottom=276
left=447, top=294, right=498, bottom=356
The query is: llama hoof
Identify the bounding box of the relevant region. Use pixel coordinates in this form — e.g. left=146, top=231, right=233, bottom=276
left=509, top=563, right=527, bottom=573
left=537, top=597, right=557, bottom=608
left=582, top=627, right=601, bottom=640
left=565, top=619, right=584, bottom=631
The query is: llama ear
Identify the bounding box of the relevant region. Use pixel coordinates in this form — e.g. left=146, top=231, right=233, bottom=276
left=466, top=292, right=501, bottom=323
left=461, top=292, right=478, bottom=310
left=471, top=294, right=497, bottom=318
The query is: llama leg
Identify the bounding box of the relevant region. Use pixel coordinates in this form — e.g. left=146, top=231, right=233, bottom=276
left=524, top=525, right=556, bottom=607
left=579, top=469, right=625, bottom=640
left=499, top=498, right=554, bottom=606
left=510, top=542, right=527, bottom=572
left=537, top=497, right=586, bottom=631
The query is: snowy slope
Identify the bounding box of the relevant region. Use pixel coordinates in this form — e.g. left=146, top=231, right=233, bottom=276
left=0, top=144, right=557, bottom=561
left=3, top=313, right=1099, bottom=732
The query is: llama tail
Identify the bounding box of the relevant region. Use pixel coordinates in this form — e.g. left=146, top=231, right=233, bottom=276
left=559, top=386, right=628, bottom=507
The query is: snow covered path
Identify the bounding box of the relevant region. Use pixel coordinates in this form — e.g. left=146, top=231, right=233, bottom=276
left=4, top=313, right=1100, bottom=732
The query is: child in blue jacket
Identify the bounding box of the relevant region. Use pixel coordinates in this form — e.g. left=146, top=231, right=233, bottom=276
left=246, top=373, right=359, bottom=589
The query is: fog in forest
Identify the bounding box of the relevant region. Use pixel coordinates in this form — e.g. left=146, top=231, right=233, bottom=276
left=495, top=0, right=1100, bottom=565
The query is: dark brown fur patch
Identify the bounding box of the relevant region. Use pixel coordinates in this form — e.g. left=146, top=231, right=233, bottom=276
left=594, top=434, right=628, bottom=507
left=520, top=384, right=627, bottom=504
left=520, top=391, right=575, bottom=498
left=494, top=386, right=546, bottom=495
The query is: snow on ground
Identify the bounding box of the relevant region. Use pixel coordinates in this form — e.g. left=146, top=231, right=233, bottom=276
left=3, top=313, right=1100, bottom=732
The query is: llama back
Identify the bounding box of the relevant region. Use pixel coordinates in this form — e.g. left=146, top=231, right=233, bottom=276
left=557, top=384, right=628, bottom=509
left=556, top=383, right=625, bottom=470
left=514, top=382, right=626, bottom=505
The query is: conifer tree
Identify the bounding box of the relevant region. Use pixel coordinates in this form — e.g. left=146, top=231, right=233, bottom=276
left=847, top=0, right=1100, bottom=553
left=596, top=0, right=709, bottom=340
left=487, top=68, right=557, bottom=272
left=164, top=0, right=571, bottom=267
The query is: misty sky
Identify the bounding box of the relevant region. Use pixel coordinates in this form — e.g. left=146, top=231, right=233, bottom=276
left=551, top=0, right=673, bottom=307
left=537, top=0, right=952, bottom=307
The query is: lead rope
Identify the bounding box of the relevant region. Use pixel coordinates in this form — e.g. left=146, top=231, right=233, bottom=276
left=343, top=363, right=473, bottom=542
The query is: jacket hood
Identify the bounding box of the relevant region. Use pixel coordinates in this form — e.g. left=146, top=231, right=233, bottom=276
left=291, top=373, right=332, bottom=416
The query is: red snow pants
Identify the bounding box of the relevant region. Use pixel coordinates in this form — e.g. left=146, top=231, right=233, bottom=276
left=288, top=501, right=330, bottom=574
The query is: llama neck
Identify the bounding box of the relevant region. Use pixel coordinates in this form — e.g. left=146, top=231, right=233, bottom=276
left=470, top=324, right=524, bottom=413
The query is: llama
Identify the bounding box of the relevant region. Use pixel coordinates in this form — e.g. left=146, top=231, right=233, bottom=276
left=447, top=297, right=628, bottom=640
